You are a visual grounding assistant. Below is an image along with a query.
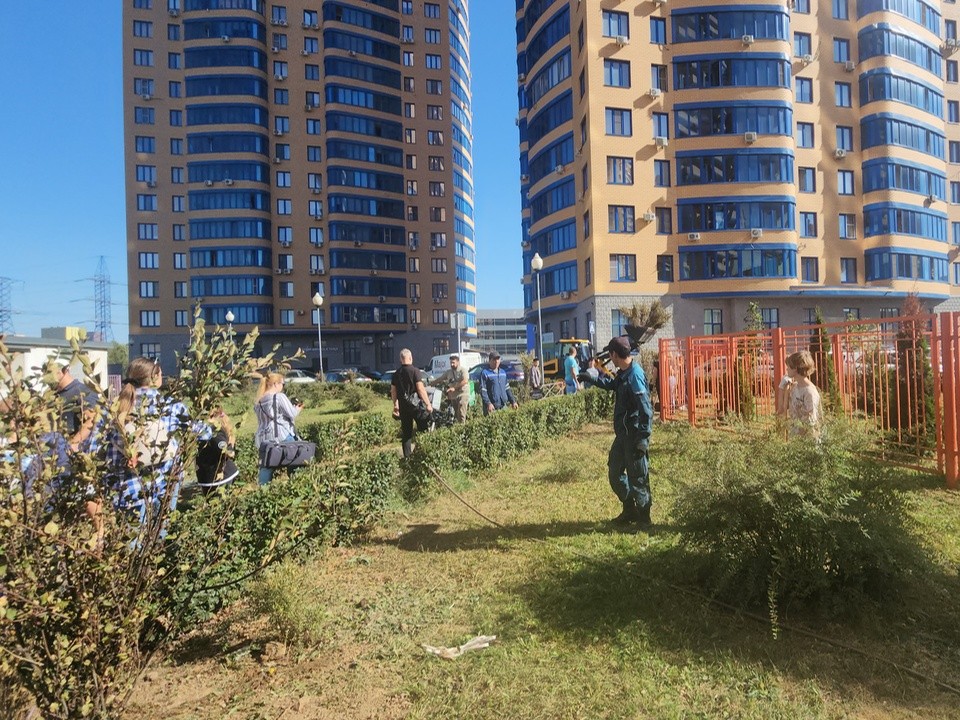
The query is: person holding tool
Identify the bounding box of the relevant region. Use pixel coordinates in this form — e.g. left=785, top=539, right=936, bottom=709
left=580, top=336, right=654, bottom=527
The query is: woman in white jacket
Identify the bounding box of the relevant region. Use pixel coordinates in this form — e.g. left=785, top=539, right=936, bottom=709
left=254, top=372, right=302, bottom=485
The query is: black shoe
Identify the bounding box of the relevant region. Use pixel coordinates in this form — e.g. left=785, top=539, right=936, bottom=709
left=611, top=502, right=634, bottom=524
left=635, top=503, right=652, bottom=526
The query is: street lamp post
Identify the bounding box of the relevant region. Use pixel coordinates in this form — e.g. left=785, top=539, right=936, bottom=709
left=530, top=253, right=544, bottom=365
left=312, top=292, right=324, bottom=377
left=224, top=310, right=235, bottom=339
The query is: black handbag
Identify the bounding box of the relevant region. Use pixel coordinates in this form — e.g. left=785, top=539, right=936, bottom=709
left=258, top=395, right=316, bottom=469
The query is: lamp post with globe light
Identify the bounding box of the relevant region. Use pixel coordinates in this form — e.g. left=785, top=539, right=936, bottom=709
left=312, top=292, right=324, bottom=377
left=530, top=252, right=544, bottom=365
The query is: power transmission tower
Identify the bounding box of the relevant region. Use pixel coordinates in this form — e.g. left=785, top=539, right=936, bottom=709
left=94, top=257, right=113, bottom=342
left=0, top=276, right=13, bottom=334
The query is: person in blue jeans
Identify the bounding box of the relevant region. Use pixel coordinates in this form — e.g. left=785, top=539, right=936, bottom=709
left=580, top=336, right=654, bottom=527
left=254, top=372, right=302, bottom=485
left=479, top=352, right=518, bottom=415
left=563, top=346, right=581, bottom=394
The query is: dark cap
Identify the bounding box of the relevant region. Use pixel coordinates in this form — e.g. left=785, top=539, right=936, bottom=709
left=605, top=336, right=632, bottom=358
left=488, top=351, right=501, bottom=360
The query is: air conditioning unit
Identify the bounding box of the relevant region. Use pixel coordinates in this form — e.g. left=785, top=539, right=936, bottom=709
left=947, top=38, right=960, bottom=49
left=279, top=20, right=288, bottom=26
left=305, top=103, right=315, bottom=111
left=270, top=18, right=282, bottom=25
left=378, top=296, right=386, bottom=303
left=400, top=37, right=413, bottom=44
left=279, top=240, right=291, bottom=247
left=742, top=34, right=755, bottom=45
left=654, top=136, right=669, bottom=148
left=844, top=60, right=855, bottom=72
left=648, top=87, right=662, bottom=98
left=312, top=187, right=321, bottom=194
left=750, top=228, right=764, bottom=239
left=313, top=212, right=323, bottom=219
left=520, top=174, right=530, bottom=183
left=282, top=268, right=292, bottom=275
left=310, top=23, right=319, bottom=30
left=204, top=179, right=213, bottom=187
left=801, top=54, right=814, bottom=64
left=349, top=50, right=357, bottom=57
left=927, top=193, right=937, bottom=203
left=555, top=164, right=565, bottom=174
left=615, top=35, right=629, bottom=46
left=411, top=323, right=418, bottom=330
left=309, top=268, right=320, bottom=275
left=835, top=148, right=847, bottom=159
left=411, top=296, right=419, bottom=304
left=301, top=22, right=310, bottom=29
left=433, top=297, right=441, bottom=304
left=744, top=131, right=758, bottom=143
left=140, top=93, right=152, bottom=101
left=221, top=35, right=230, bottom=42
left=300, top=50, right=310, bottom=56
left=274, top=74, right=285, bottom=81
left=518, top=73, right=526, bottom=83
left=354, top=240, right=363, bottom=247
left=168, top=9, right=180, bottom=16
left=687, top=232, right=702, bottom=241
left=520, top=240, right=530, bottom=249
left=271, top=46, right=280, bottom=53
left=654, top=0, right=666, bottom=5
left=275, top=268, right=283, bottom=274
left=273, top=130, right=285, bottom=136
left=224, top=178, right=234, bottom=186
left=559, top=291, right=571, bottom=300
left=577, top=191, right=586, bottom=201
left=363, top=335, right=374, bottom=344
left=273, top=157, right=283, bottom=164
left=642, top=211, right=656, bottom=222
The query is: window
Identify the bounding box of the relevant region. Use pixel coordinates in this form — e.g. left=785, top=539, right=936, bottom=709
left=403, top=51, right=414, bottom=66
left=604, top=60, right=631, bottom=88
left=949, top=61, right=958, bottom=83
left=427, top=104, right=443, bottom=120
left=425, top=28, right=441, bottom=44
left=425, top=54, right=442, bottom=69
left=605, top=108, right=632, bottom=136
left=799, top=211, right=817, bottom=237
left=167, top=53, right=181, bottom=70
left=795, top=77, right=813, bottom=103
left=840, top=257, right=857, bottom=283
left=138, top=252, right=159, bottom=269
left=839, top=213, right=857, bottom=239
left=426, top=79, right=442, bottom=94
left=277, top=198, right=292, bottom=214
left=583, top=210, right=590, bottom=239
left=429, top=181, right=444, bottom=196
left=424, top=2, right=440, bottom=16
left=140, top=311, right=160, bottom=327
left=798, top=167, right=816, bottom=193
left=832, top=0, right=848, bottom=20
left=133, top=20, right=152, bottom=37
left=307, top=118, right=321, bottom=134
left=801, top=257, right=819, bottom=282
left=279, top=282, right=294, bottom=298
left=134, top=107, right=154, bottom=124
left=169, top=109, right=182, bottom=126
left=704, top=309, right=723, bottom=335
left=173, top=252, right=186, bottom=269
left=307, top=145, right=322, bottom=162
left=428, top=155, right=444, bottom=171
left=835, top=82, right=851, bottom=107
left=838, top=169, right=854, bottom=195
left=650, top=17, right=666, bottom=44
left=950, top=101, right=960, bottom=123
left=608, top=205, right=635, bottom=233
left=653, top=112, right=669, bottom=138
left=797, top=122, right=814, bottom=148
left=277, top=226, right=292, bottom=244
left=402, top=0, right=412, bottom=13
left=427, top=130, right=444, bottom=145
left=795, top=0, right=810, bottom=10
left=794, top=33, right=811, bottom=57
left=953, top=182, right=960, bottom=204
left=135, top=136, right=155, bottom=153
left=607, top=156, right=634, bottom=184
left=175, top=310, right=189, bottom=328
left=138, top=223, right=158, bottom=240
left=431, top=258, right=447, bottom=273
left=173, top=224, right=185, bottom=241
left=279, top=309, right=294, bottom=326
left=405, top=128, right=416, bottom=144
left=653, top=159, right=669, bottom=187
left=275, top=88, right=289, bottom=105
left=609, top=254, right=637, bottom=282
left=171, top=167, right=183, bottom=183
left=170, top=138, right=183, bottom=155
left=836, top=126, right=853, bottom=151
left=656, top=255, right=674, bottom=282
left=139, top=281, right=159, bottom=298
left=834, top=38, right=850, bottom=63
left=137, top=194, right=156, bottom=211
left=651, top=64, right=667, bottom=91
left=133, top=49, right=153, bottom=66
left=174, top=281, right=187, bottom=297
left=584, top=257, right=592, bottom=285
left=760, top=308, right=779, bottom=329
left=167, top=24, right=179, bottom=40
left=655, top=207, right=672, bottom=234
left=602, top=10, right=629, bottom=38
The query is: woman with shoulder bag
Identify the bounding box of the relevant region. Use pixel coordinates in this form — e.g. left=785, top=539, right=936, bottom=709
left=254, top=372, right=303, bottom=485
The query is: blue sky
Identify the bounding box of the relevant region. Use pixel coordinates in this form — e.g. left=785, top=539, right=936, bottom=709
left=0, top=0, right=522, bottom=342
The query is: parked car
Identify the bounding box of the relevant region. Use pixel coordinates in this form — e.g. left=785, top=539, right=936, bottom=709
left=324, top=368, right=373, bottom=383
left=285, top=369, right=318, bottom=384
left=503, top=360, right=525, bottom=382
left=380, top=369, right=396, bottom=384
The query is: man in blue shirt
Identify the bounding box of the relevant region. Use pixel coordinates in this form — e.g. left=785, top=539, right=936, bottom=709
left=581, top=336, right=654, bottom=526
left=479, top=352, right=518, bottom=415
left=563, top=346, right=581, bottom=394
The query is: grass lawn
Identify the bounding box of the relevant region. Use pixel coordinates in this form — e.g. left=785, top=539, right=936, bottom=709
left=126, top=424, right=960, bottom=719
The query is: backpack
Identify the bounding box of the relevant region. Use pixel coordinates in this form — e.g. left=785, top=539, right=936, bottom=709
left=125, top=413, right=177, bottom=469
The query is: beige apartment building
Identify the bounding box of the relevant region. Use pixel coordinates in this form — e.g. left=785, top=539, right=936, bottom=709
left=123, top=0, right=475, bottom=374
left=517, top=0, right=960, bottom=351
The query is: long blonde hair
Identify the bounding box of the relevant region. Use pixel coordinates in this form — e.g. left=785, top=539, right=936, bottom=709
left=256, top=372, right=285, bottom=401
left=116, top=357, right=161, bottom=424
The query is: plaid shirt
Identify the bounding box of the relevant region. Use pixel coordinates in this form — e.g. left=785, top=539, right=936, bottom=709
left=101, top=388, right=210, bottom=514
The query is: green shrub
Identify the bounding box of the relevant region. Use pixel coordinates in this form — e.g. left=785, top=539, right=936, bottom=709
left=671, top=420, right=932, bottom=632
left=249, top=559, right=329, bottom=646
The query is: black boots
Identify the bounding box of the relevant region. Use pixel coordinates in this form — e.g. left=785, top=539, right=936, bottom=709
left=612, top=499, right=652, bottom=526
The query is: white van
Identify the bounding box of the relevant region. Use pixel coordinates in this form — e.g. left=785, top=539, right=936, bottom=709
left=430, top=351, right=484, bottom=378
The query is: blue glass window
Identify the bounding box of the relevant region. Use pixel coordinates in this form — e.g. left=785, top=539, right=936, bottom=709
left=796, top=77, right=813, bottom=103
left=605, top=108, right=632, bottom=136
left=679, top=247, right=797, bottom=280
left=650, top=17, right=666, bottom=44
left=603, top=59, right=631, bottom=87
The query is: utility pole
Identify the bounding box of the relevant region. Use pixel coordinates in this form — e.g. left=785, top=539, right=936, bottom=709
left=0, top=276, right=13, bottom=334
left=93, top=257, right=113, bottom=342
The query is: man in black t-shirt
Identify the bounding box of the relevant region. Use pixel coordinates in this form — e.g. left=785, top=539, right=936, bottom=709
left=390, top=348, right=434, bottom=457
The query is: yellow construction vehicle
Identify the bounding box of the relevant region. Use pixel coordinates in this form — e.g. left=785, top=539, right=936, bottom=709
left=542, top=338, right=594, bottom=380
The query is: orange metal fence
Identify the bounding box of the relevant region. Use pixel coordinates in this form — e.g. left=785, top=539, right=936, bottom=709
left=657, top=312, right=960, bottom=489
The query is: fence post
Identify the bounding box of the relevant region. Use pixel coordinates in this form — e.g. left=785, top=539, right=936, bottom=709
left=657, top=339, right=667, bottom=423
left=942, top=312, right=959, bottom=489
left=685, top=335, right=696, bottom=426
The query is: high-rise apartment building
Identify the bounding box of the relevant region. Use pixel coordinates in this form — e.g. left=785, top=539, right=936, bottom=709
left=123, top=0, right=475, bottom=373
left=517, top=0, right=960, bottom=351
